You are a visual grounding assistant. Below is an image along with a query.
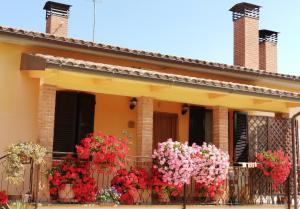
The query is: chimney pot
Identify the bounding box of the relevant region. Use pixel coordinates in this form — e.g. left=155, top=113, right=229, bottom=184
left=229, top=2, right=261, bottom=21
left=43, top=1, right=71, bottom=37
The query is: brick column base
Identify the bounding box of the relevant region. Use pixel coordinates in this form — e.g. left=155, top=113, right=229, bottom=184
left=35, top=84, right=56, bottom=202
left=136, top=97, right=153, bottom=157
left=213, top=106, right=229, bottom=152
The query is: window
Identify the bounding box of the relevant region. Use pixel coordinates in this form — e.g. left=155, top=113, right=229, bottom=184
left=53, top=91, right=95, bottom=156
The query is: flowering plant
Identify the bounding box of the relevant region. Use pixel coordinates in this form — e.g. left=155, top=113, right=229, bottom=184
left=111, top=168, right=150, bottom=204
left=195, top=180, right=224, bottom=202
left=0, top=191, right=8, bottom=206
left=97, top=187, right=121, bottom=205
left=6, top=142, right=47, bottom=184
left=153, top=139, right=194, bottom=185
left=191, top=143, right=229, bottom=186
left=47, top=155, right=97, bottom=202
left=256, top=150, right=291, bottom=189
left=76, top=132, right=128, bottom=174
left=152, top=168, right=183, bottom=202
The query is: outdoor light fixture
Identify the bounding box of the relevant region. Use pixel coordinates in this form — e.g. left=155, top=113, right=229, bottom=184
left=181, top=104, right=189, bottom=115
left=129, top=98, right=137, bottom=110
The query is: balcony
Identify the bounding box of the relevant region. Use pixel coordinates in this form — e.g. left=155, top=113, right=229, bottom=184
left=0, top=152, right=294, bottom=209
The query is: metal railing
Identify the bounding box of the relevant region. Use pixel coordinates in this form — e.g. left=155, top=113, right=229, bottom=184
left=0, top=153, right=292, bottom=206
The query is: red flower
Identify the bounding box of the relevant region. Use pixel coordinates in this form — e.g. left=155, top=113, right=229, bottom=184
left=76, top=132, right=128, bottom=174
left=47, top=156, right=97, bottom=202
left=0, top=191, right=8, bottom=205
left=111, top=167, right=150, bottom=204
left=256, top=150, right=291, bottom=190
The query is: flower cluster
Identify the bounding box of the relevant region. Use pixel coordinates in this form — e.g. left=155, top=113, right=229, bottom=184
left=0, top=191, right=8, bottom=205
left=47, top=155, right=97, bottom=202
left=191, top=143, right=229, bottom=186
left=6, top=142, right=47, bottom=184
left=195, top=180, right=224, bottom=202
left=153, top=139, right=194, bottom=185
left=97, top=186, right=121, bottom=204
left=111, top=168, right=150, bottom=204
left=76, top=132, right=128, bottom=174
left=152, top=168, right=183, bottom=201
left=256, top=150, right=291, bottom=189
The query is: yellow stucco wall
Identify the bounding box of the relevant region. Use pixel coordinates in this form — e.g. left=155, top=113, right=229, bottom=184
left=93, top=93, right=137, bottom=155
left=93, top=94, right=191, bottom=156
left=0, top=43, right=39, bottom=154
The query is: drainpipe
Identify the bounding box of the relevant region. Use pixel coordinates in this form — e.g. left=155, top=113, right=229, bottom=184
left=291, top=111, right=300, bottom=209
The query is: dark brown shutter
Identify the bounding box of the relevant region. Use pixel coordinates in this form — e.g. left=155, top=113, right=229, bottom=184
left=189, top=106, right=205, bottom=146
left=234, top=112, right=248, bottom=162
left=76, top=93, right=96, bottom=144
left=53, top=91, right=78, bottom=154
left=53, top=91, right=95, bottom=157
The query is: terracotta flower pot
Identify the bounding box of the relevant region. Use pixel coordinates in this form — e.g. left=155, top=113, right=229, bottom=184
left=58, top=184, right=75, bottom=203
left=157, top=193, right=170, bottom=203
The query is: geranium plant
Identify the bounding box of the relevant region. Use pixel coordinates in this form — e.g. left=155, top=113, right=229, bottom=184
left=0, top=191, right=8, bottom=207
left=195, top=180, right=224, bottom=202
left=47, top=155, right=97, bottom=202
left=76, top=132, right=128, bottom=174
left=111, top=168, right=150, bottom=204
left=152, top=139, right=194, bottom=185
left=6, top=142, right=47, bottom=184
left=256, top=150, right=291, bottom=189
left=191, top=143, right=229, bottom=202
left=191, top=143, right=229, bottom=186
left=152, top=168, right=183, bottom=203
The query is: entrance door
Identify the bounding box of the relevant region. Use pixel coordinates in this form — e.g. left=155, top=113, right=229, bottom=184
left=153, top=112, right=178, bottom=150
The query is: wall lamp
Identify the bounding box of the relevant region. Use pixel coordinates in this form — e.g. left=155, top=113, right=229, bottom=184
left=181, top=104, right=189, bottom=115
left=129, top=98, right=137, bottom=110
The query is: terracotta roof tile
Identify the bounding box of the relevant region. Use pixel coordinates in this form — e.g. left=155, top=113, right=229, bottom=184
left=0, top=25, right=299, bottom=82
left=22, top=53, right=300, bottom=101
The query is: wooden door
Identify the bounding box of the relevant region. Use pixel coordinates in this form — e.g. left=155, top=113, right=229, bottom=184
left=153, top=112, right=178, bottom=150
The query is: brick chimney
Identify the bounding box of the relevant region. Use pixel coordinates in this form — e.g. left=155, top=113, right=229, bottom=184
left=43, top=1, right=71, bottom=37
left=230, top=3, right=261, bottom=69
left=259, top=29, right=278, bottom=73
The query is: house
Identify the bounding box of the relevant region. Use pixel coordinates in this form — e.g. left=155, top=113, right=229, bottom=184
left=0, top=1, right=299, bottom=208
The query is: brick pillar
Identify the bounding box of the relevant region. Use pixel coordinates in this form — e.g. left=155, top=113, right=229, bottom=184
left=136, top=97, right=153, bottom=157
left=213, top=106, right=229, bottom=152
left=35, top=84, right=56, bottom=202
left=38, top=84, right=56, bottom=151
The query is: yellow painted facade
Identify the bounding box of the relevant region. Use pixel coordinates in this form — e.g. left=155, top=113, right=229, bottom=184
left=0, top=38, right=299, bottom=155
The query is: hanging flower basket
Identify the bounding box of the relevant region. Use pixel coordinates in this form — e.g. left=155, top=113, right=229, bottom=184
left=256, top=150, right=291, bottom=190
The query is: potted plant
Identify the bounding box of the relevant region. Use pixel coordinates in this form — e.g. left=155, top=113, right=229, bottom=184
left=256, top=150, right=291, bottom=189
left=47, top=155, right=97, bottom=203
left=76, top=132, right=128, bottom=174
left=152, top=168, right=183, bottom=203
left=97, top=187, right=120, bottom=205
left=0, top=191, right=8, bottom=209
left=191, top=143, right=229, bottom=203
left=152, top=139, right=194, bottom=185
left=5, top=142, right=47, bottom=185
left=111, top=168, right=150, bottom=204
